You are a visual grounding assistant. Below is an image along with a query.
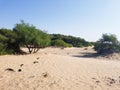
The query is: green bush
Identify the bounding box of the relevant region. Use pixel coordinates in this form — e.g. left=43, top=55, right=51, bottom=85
left=0, top=28, right=20, bottom=55
left=52, top=39, right=72, bottom=47
left=94, top=34, right=120, bottom=54
left=50, top=34, right=92, bottom=47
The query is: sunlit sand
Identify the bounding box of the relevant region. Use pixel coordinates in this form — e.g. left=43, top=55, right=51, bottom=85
left=0, top=47, right=120, bottom=90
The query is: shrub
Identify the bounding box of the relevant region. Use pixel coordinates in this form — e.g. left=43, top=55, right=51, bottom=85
left=94, top=33, right=120, bottom=54
left=51, top=39, right=72, bottom=47
left=0, top=28, right=20, bottom=55
left=50, top=34, right=92, bottom=47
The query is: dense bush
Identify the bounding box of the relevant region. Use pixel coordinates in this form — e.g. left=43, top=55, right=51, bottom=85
left=0, top=34, right=8, bottom=54
left=0, top=29, right=20, bottom=54
left=94, top=34, right=120, bottom=54
left=51, top=39, right=72, bottom=47
left=50, top=34, right=92, bottom=47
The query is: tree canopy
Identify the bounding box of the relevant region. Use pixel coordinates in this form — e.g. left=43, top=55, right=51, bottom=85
left=94, top=34, right=120, bottom=54
left=13, top=21, right=51, bottom=53
left=0, top=28, right=20, bottom=54
left=0, top=21, right=93, bottom=55
left=50, top=34, right=92, bottom=47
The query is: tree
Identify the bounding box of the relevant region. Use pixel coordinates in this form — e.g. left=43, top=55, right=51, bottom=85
left=50, top=34, right=92, bottom=47
left=0, top=28, right=21, bottom=54
left=94, top=33, right=120, bottom=54
left=14, top=21, right=51, bottom=53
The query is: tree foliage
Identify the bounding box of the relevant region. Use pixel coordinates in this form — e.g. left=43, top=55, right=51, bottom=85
left=0, top=21, right=93, bottom=55
left=94, top=34, right=120, bottom=54
left=50, top=34, right=92, bottom=47
left=0, top=28, right=20, bottom=54
left=13, top=21, right=51, bottom=53
left=51, top=39, right=72, bottom=47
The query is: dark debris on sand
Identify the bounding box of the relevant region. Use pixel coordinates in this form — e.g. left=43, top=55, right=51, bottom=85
left=5, top=68, right=15, bottom=72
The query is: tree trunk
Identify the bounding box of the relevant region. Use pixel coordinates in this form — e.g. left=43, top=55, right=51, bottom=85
left=33, top=48, right=40, bottom=53
left=26, top=45, right=33, bottom=53
left=26, top=45, right=40, bottom=54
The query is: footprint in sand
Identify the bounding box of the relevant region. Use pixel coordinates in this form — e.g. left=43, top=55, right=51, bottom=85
left=92, top=78, right=100, bottom=84
left=42, top=72, right=48, bottom=78
left=20, top=64, right=24, bottom=67
left=33, top=61, right=39, bottom=64
left=37, top=57, right=39, bottom=60
left=106, top=77, right=116, bottom=86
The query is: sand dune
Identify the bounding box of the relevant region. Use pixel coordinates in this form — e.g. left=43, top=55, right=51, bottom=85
left=0, top=47, right=120, bottom=90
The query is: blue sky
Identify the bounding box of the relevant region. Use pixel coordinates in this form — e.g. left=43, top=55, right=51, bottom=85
left=0, top=0, right=120, bottom=41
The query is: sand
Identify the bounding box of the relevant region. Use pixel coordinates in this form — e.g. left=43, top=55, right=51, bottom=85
left=0, top=47, right=120, bottom=90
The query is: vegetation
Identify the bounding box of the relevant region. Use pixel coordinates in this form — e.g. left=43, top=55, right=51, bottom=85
left=51, top=39, right=72, bottom=47
left=94, top=34, right=120, bottom=54
left=0, top=21, right=93, bottom=55
left=50, top=34, right=92, bottom=47
left=0, top=28, right=20, bottom=54
left=13, top=21, right=51, bottom=53
left=0, top=21, right=51, bottom=54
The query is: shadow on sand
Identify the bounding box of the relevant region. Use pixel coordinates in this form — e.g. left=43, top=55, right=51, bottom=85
left=72, top=52, right=100, bottom=58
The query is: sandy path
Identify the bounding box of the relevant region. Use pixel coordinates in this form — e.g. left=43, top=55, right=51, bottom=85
left=0, top=47, right=120, bottom=90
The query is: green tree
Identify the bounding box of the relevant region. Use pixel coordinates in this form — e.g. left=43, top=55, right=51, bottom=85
left=94, top=34, right=120, bottom=54
left=50, top=34, right=92, bottom=47
left=0, top=28, right=20, bottom=54
left=14, top=21, right=50, bottom=53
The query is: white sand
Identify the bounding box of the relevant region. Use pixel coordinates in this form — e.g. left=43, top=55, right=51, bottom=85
left=0, top=47, right=120, bottom=90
